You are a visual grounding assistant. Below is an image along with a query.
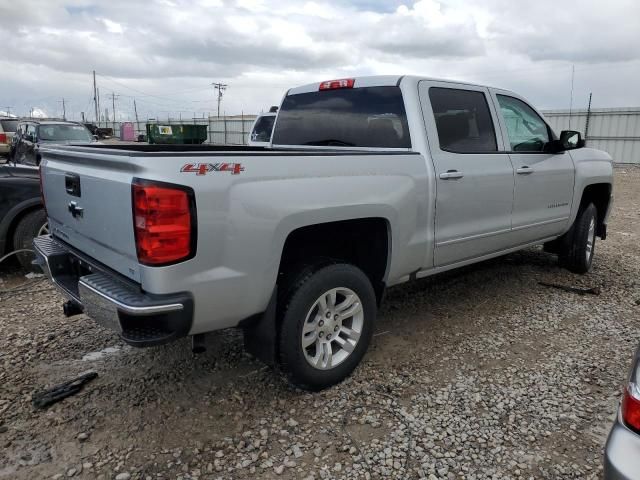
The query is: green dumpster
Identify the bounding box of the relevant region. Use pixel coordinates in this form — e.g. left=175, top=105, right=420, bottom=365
left=146, top=124, right=208, bottom=145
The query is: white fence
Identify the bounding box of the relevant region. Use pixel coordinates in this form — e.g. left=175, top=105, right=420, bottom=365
left=542, top=107, right=640, bottom=164
left=97, top=116, right=257, bottom=145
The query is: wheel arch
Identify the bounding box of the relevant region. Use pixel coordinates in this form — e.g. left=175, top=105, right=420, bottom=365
left=277, top=216, right=392, bottom=304
left=580, top=182, right=612, bottom=238
left=0, top=198, right=43, bottom=254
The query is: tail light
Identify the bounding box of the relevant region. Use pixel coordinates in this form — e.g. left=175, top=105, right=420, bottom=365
left=621, top=352, right=640, bottom=433
left=0, top=133, right=7, bottom=143
left=319, top=78, right=355, bottom=91
left=132, top=180, right=196, bottom=266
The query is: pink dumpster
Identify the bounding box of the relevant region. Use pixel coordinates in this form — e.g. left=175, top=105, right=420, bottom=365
left=120, top=122, right=136, bottom=141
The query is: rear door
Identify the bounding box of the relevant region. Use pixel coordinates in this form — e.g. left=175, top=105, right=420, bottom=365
left=419, top=81, right=515, bottom=266
left=490, top=90, right=574, bottom=242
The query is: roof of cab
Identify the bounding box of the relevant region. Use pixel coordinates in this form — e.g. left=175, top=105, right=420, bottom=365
left=286, top=75, right=505, bottom=96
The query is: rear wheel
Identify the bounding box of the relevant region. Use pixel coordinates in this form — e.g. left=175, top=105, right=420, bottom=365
left=278, top=263, right=376, bottom=390
left=12, top=209, right=47, bottom=271
left=560, top=203, right=597, bottom=274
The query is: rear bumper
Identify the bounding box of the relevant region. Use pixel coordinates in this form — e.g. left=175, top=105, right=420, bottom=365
left=604, top=410, right=640, bottom=480
left=0, top=144, right=9, bottom=154
left=33, top=235, right=193, bottom=347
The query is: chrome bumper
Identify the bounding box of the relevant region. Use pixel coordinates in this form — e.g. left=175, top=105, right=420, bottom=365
left=33, top=235, right=193, bottom=347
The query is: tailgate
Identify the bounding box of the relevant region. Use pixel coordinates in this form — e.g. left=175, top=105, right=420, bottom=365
left=40, top=148, right=141, bottom=282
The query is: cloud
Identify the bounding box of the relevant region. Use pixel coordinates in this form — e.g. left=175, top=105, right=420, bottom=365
left=0, top=0, right=638, bottom=120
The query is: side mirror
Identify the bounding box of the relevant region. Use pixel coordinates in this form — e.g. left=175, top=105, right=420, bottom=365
left=559, top=130, right=585, bottom=149
left=548, top=130, right=585, bottom=153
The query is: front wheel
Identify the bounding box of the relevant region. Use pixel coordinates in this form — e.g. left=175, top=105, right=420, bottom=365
left=278, top=263, right=376, bottom=391
left=561, top=203, right=597, bottom=274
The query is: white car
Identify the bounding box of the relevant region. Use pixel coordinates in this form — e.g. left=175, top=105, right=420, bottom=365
left=0, top=117, right=19, bottom=158
left=247, top=107, right=277, bottom=147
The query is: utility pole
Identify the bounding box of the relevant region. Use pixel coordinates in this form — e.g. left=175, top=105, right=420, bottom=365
left=107, top=92, right=119, bottom=130
left=81, top=112, right=85, bottom=122
left=60, top=98, right=66, bottom=120
left=2, top=106, right=13, bottom=116
left=133, top=99, right=140, bottom=139
left=212, top=82, right=227, bottom=118
left=93, top=70, right=99, bottom=123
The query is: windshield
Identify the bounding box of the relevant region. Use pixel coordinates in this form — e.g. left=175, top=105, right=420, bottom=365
left=272, top=86, right=411, bottom=148
left=0, top=119, right=18, bottom=132
left=38, top=124, right=93, bottom=142
left=251, top=115, right=276, bottom=142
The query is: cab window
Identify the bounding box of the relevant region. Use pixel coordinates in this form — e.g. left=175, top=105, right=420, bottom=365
left=429, top=87, right=498, bottom=153
left=496, top=95, right=550, bottom=152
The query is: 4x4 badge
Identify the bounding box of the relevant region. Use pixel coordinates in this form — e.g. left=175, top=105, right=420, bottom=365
left=180, top=163, right=244, bottom=176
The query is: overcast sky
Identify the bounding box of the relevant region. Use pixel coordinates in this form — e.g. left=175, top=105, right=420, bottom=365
left=1, top=0, right=639, bottom=121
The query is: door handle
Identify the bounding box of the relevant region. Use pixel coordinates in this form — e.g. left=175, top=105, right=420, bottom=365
left=439, top=170, right=464, bottom=180
left=516, top=166, right=534, bottom=175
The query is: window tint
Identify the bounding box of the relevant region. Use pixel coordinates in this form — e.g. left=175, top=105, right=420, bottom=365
left=429, top=87, right=497, bottom=153
left=272, top=86, right=411, bottom=148
left=496, top=95, right=549, bottom=152
left=38, top=124, right=93, bottom=142
left=0, top=119, right=18, bottom=132
left=251, top=115, right=275, bottom=142
left=26, top=124, right=37, bottom=139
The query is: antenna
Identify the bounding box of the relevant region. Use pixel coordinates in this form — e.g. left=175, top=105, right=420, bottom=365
left=568, top=64, right=575, bottom=129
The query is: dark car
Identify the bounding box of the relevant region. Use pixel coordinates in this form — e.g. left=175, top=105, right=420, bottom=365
left=0, top=163, right=46, bottom=270
left=11, top=120, right=97, bottom=165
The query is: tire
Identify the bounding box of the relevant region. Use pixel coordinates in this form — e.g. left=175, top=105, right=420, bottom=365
left=12, top=209, right=48, bottom=271
left=278, top=263, right=376, bottom=391
left=560, top=203, right=597, bottom=274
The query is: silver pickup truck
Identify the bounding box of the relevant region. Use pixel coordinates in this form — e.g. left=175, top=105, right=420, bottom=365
left=35, top=75, right=613, bottom=390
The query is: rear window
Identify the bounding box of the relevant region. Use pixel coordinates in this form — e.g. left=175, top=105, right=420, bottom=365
left=272, top=86, right=411, bottom=148
left=38, top=124, right=93, bottom=142
left=251, top=115, right=275, bottom=142
left=0, top=119, right=18, bottom=132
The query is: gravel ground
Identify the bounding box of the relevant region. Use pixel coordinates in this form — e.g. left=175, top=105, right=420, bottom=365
left=1, top=166, right=639, bottom=480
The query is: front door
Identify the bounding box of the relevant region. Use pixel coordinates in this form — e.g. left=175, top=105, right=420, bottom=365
left=491, top=91, right=575, bottom=243
left=419, top=81, right=515, bottom=267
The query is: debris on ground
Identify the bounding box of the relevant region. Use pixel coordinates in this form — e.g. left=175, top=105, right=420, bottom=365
left=538, top=281, right=602, bottom=295
left=31, top=372, right=98, bottom=410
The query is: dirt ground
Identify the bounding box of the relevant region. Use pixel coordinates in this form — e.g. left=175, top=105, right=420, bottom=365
left=1, top=166, right=639, bottom=480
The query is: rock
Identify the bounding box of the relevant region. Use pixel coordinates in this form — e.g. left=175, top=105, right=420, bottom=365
left=77, top=432, right=89, bottom=442
left=274, top=465, right=285, bottom=475
left=115, top=473, right=131, bottom=480
left=292, top=445, right=303, bottom=458
left=286, top=418, right=299, bottom=427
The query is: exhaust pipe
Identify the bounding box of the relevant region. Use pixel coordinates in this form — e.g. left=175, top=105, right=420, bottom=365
left=62, top=300, right=84, bottom=317
left=191, top=334, right=206, bottom=354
